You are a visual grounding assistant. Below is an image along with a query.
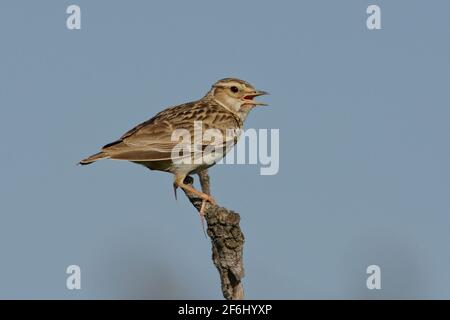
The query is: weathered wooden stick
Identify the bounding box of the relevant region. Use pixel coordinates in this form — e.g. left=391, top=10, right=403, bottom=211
left=181, top=171, right=245, bottom=300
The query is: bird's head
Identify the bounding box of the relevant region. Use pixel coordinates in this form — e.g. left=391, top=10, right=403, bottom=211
left=207, top=78, right=269, bottom=120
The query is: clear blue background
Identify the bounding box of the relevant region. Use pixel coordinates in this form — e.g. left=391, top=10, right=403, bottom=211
left=0, top=0, right=449, bottom=299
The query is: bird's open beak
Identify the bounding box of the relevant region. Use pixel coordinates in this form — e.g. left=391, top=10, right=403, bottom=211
left=242, top=90, right=269, bottom=106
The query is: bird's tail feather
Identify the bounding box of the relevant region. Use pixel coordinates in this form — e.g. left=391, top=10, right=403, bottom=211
left=78, top=152, right=108, bottom=165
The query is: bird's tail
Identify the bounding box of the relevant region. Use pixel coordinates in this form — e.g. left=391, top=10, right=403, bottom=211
left=78, top=152, right=109, bottom=165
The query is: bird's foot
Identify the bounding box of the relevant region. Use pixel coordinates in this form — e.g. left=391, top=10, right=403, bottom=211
left=199, top=194, right=216, bottom=215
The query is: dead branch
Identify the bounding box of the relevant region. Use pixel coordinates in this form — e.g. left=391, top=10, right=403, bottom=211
left=181, top=171, right=245, bottom=300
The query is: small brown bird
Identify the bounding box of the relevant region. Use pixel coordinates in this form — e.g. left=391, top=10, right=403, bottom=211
left=79, top=78, right=268, bottom=214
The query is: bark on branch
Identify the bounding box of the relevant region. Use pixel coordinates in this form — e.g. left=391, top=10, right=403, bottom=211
left=181, top=170, right=245, bottom=300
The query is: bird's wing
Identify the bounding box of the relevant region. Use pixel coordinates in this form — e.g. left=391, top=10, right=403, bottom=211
left=101, top=101, right=241, bottom=162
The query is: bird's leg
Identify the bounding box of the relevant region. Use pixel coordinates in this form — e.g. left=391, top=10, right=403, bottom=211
left=174, top=175, right=216, bottom=236
left=197, top=171, right=212, bottom=235
left=174, top=175, right=216, bottom=216
left=178, top=182, right=217, bottom=212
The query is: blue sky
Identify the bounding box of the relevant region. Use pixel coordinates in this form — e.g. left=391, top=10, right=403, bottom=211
left=0, top=0, right=449, bottom=298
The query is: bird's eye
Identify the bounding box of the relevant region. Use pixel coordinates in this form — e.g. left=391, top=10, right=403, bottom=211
left=230, top=86, right=239, bottom=93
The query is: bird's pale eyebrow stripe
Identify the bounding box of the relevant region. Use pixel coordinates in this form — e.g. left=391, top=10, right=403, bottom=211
left=214, top=83, right=245, bottom=89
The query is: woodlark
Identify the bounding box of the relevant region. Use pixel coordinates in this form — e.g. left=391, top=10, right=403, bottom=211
left=79, top=78, right=268, bottom=214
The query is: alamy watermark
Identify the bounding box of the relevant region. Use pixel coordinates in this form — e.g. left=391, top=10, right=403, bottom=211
left=366, top=265, right=381, bottom=290
left=66, top=265, right=81, bottom=290
left=170, top=121, right=279, bottom=176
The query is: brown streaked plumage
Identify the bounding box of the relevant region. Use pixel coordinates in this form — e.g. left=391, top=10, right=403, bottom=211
left=79, top=78, right=268, bottom=215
